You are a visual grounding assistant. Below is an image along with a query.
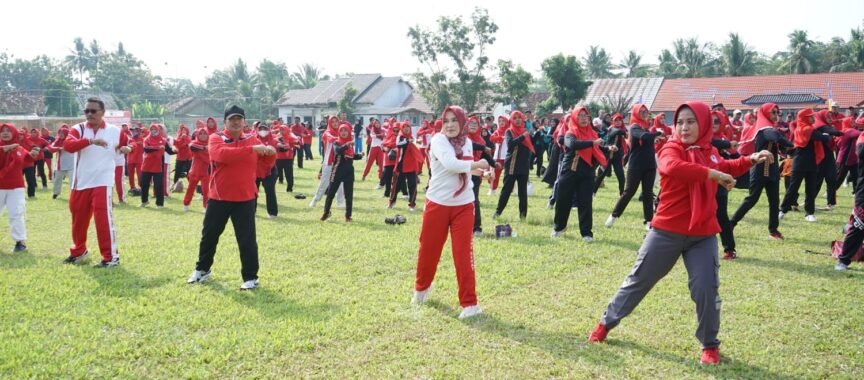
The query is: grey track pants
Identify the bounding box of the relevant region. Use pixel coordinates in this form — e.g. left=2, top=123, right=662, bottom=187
left=600, top=228, right=722, bottom=348
left=53, top=170, right=70, bottom=196
left=312, top=164, right=344, bottom=205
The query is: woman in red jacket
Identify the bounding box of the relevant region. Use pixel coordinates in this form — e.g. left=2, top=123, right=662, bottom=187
left=388, top=122, right=423, bottom=211
left=183, top=128, right=211, bottom=211
left=0, top=124, right=37, bottom=251
left=28, top=128, right=50, bottom=190
left=255, top=123, right=279, bottom=218
left=321, top=124, right=357, bottom=223
left=140, top=124, right=166, bottom=208
left=411, top=106, right=489, bottom=319
left=40, top=128, right=54, bottom=181
left=275, top=124, right=299, bottom=192
left=126, top=123, right=144, bottom=191
left=173, top=124, right=192, bottom=190
left=588, top=101, right=773, bottom=365
left=489, top=115, right=509, bottom=194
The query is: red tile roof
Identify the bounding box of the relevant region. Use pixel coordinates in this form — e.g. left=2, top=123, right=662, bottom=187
left=651, top=73, right=864, bottom=112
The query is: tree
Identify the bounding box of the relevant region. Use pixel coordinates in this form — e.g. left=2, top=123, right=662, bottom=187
left=407, top=7, right=498, bottom=114
left=540, top=54, right=591, bottom=113
left=131, top=99, right=165, bottom=119
left=89, top=50, right=158, bottom=109
left=64, top=37, right=90, bottom=86
left=673, top=38, right=711, bottom=78
left=781, top=30, right=817, bottom=74
left=293, top=63, right=323, bottom=89
left=495, top=59, right=532, bottom=108
left=89, top=39, right=103, bottom=73
left=583, top=45, right=616, bottom=79
left=619, top=50, right=650, bottom=78
left=336, top=84, right=358, bottom=121
left=252, top=59, right=296, bottom=119
left=722, top=33, right=757, bottom=76
left=0, top=55, right=68, bottom=91
left=657, top=49, right=679, bottom=78
left=42, top=75, right=78, bottom=116
left=600, top=94, right=635, bottom=116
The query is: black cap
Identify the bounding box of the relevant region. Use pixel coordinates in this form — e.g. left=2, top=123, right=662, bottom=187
left=224, top=105, right=245, bottom=120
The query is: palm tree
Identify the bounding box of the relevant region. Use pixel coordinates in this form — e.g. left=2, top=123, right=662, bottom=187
left=64, top=37, right=90, bottom=86
left=293, top=63, right=323, bottom=89
left=673, top=38, right=709, bottom=78
left=89, top=39, right=102, bottom=74
left=722, top=33, right=756, bottom=76
left=657, top=49, right=679, bottom=78
left=619, top=50, right=649, bottom=78
left=781, top=30, right=816, bottom=74
left=583, top=46, right=616, bottom=79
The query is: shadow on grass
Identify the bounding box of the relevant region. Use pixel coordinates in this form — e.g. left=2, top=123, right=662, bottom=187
left=0, top=250, right=37, bottom=269
left=735, top=256, right=863, bottom=280
left=609, top=340, right=803, bottom=380
left=425, top=300, right=625, bottom=369
left=83, top=265, right=173, bottom=297
left=204, top=281, right=337, bottom=322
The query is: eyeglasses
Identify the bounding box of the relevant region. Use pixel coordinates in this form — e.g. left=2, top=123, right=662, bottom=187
left=83, top=109, right=100, bottom=114
left=770, top=110, right=780, bottom=115
left=713, top=120, right=721, bottom=125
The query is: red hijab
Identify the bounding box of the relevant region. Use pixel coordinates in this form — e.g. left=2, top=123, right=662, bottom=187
left=145, top=124, right=165, bottom=146
left=337, top=123, right=354, bottom=158
left=662, top=101, right=716, bottom=231
left=813, top=109, right=832, bottom=128
left=205, top=117, right=219, bottom=135
left=509, top=110, right=535, bottom=154
left=466, top=116, right=484, bottom=146
left=568, top=107, right=606, bottom=166
left=630, top=104, right=651, bottom=129
left=793, top=108, right=823, bottom=165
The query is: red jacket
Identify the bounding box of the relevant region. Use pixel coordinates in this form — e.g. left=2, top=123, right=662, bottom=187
left=0, top=126, right=29, bottom=189
left=175, top=124, right=192, bottom=161
left=142, top=128, right=166, bottom=173
left=28, top=129, right=50, bottom=161
left=208, top=131, right=276, bottom=202
left=276, top=128, right=299, bottom=160
left=188, top=134, right=210, bottom=179
left=256, top=132, right=278, bottom=178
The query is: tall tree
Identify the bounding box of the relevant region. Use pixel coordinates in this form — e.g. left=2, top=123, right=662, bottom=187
left=336, top=84, right=358, bottom=121
left=657, top=49, right=679, bottom=78
left=495, top=59, right=533, bottom=108
left=584, top=45, right=616, bottom=79
left=619, top=50, right=650, bottom=78
left=722, top=33, right=757, bottom=76
left=407, top=7, right=498, bottom=114
left=64, top=37, right=90, bottom=87
left=89, top=39, right=103, bottom=73
left=42, top=75, right=78, bottom=116
left=673, top=38, right=711, bottom=78
left=252, top=59, right=296, bottom=118
left=781, top=30, right=817, bottom=74
left=539, top=54, right=591, bottom=114
left=293, top=63, right=323, bottom=89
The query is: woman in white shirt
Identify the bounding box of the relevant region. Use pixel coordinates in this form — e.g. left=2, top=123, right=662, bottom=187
left=410, top=105, right=490, bottom=319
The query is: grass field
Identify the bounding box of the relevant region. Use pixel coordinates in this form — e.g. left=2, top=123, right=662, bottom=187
left=1, top=152, right=863, bottom=379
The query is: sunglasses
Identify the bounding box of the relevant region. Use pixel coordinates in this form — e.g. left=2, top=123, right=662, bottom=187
left=83, top=108, right=100, bottom=114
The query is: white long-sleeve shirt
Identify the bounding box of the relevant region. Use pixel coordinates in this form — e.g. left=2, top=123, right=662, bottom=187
left=426, top=133, right=474, bottom=206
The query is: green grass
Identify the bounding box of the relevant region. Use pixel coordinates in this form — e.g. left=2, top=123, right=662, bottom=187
left=1, top=153, right=863, bottom=379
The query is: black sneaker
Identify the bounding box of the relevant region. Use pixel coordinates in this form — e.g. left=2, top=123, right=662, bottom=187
left=94, top=257, right=119, bottom=268
left=13, top=241, right=26, bottom=252
left=63, top=251, right=89, bottom=264
left=52, top=194, right=59, bottom=199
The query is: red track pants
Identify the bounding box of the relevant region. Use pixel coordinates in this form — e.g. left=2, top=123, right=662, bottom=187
left=492, top=160, right=504, bottom=190
left=362, top=146, right=383, bottom=180
left=415, top=200, right=477, bottom=307
left=183, top=174, right=210, bottom=208
left=114, top=166, right=125, bottom=202
left=69, top=186, right=118, bottom=261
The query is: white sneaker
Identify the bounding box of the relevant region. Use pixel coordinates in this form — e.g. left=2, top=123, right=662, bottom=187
left=308, top=199, right=318, bottom=208
left=551, top=230, right=564, bottom=238
left=408, top=207, right=416, bottom=212
left=583, top=236, right=594, bottom=242
left=375, top=185, right=383, bottom=190
left=240, top=279, right=259, bottom=290
left=187, top=270, right=212, bottom=284
left=605, top=215, right=617, bottom=228
left=825, top=204, right=836, bottom=211
left=778, top=211, right=785, bottom=220
left=644, top=222, right=652, bottom=231
left=473, top=230, right=483, bottom=237
left=458, top=305, right=483, bottom=319
left=805, top=215, right=817, bottom=222
left=835, top=262, right=849, bottom=271
left=138, top=202, right=149, bottom=208
left=268, top=214, right=277, bottom=219
left=402, top=195, right=409, bottom=200
left=488, top=189, right=496, bottom=196
left=183, top=205, right=189, bottom=212
left=411, top=285, right=432, bottom=305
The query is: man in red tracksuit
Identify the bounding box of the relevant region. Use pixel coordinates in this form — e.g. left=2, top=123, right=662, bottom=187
left=187, top=105, right=276, bottom=290
left=62, top=97, right=130, bottom=267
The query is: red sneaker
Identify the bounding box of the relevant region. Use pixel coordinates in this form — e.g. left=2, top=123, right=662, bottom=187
left=588, top=323, right=608, bottom=343
left=769, top=232, right=784, bottom=241
left=700, top=347, right=720, bottom=365
left=722, top=250, right=737, bottom=260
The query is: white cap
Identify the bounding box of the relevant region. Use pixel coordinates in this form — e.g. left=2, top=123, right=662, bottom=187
left=733, top=109, right=742, bottom=114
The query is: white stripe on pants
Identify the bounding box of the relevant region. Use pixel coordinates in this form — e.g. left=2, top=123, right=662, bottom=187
left=313, top=164, right=344, bottom=205
left=0, top=188, right=27, bottom=241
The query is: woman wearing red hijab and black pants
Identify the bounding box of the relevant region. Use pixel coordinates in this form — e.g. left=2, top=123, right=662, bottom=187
left=389, top=122, right=422, bottom=210
left=594, top=113, right=627, bottom=195
left=140, top=124, right=166, bottom=208
left=493, top=111, right=534, bottom=221
left=606, top=105, right=662, bottom=229
left=411, top=105, right=489, bottom=319
left=835, top=122, right=864, bottom=271
left=466, top=116, right=495, bottom=236
left=730, top=103, right=793, bottom=239
left=553, top=107, right=611, bottom=241
left=779, top=109, right=832, bottom=222
left=321, top=124, right=356, bottom=222
left=588, top=101, right=773, bottom=365
left=255, top=123, right=279, bottom=218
